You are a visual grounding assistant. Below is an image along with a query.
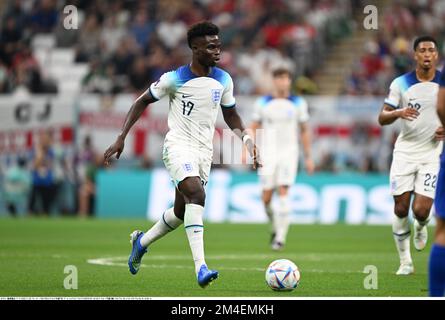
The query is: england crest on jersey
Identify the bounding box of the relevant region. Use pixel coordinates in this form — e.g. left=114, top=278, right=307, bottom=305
left=211, top=89, right=222, bottom=106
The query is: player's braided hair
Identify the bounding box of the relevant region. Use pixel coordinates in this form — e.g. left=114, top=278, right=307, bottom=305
left=187, top=21, right=219, bottom=49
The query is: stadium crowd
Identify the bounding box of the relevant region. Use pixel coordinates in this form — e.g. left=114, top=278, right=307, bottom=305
left=344, top=0, right=445, bottom=95
left=0, top=0, right=354, bottom=95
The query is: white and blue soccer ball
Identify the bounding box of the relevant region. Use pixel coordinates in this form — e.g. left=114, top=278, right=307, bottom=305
left=265, top=259, right=300, bottom=291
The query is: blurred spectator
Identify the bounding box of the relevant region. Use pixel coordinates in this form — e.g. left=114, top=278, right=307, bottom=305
left=295, top=70, right=319, bottom=95
left=28, top=130, right=56, bottom=215
left=109, top=36, right=137, bottom=76
left=130, top=11, right=156, bottom=50
left=74, top=135, right=95, bottom=212
left=4, top=156, right=31, bottom=217
left=81, top=58, right=118, bottom=94
left=76, top=135, right=95, bottom=171
left=10, top=42, right=57, bottom=93
left=128, top=55, right=152, bottom=93
left=146, top=40, right=173, bottom=80
left=0, top=15, right=23, bottom=67
left=361, top=40, right=384, bottom=79
left=317, top=152, right=337, bottom=173
left=392, top=36, right=412, bottom=76
left=78, top=153, right=104, bottom=217
left=0, top=61, right=11, bottom=93
left=383, top=0, right=415, bottom=37
left=75, top=14, right=102, bottom=62
left=100, top=14, right=127, bottom=56
left=29, top=0, right=59, bottom=34
left=3, top=0, right=28, bottom=32
left=156, top=10, right=187, bottom=50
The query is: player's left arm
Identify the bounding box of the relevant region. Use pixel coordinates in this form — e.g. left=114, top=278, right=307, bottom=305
left=300, top=122, right=315, bottom=174
left=436, top=86, right=445, bottom=141
left=222, top=107, right=261, bottom=169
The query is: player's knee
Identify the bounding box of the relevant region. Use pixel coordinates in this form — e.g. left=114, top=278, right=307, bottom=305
left=189, top=192, right=205, bottom=206
left=413, top=205, right=431, bottom=222
left=394, top=202, right=409, bottom=218
left=183, top=188, right=205, bottom=206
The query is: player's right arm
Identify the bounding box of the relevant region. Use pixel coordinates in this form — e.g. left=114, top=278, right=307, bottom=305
left=104, top=71, right=174, bottom=165
left=378, top=104, right=419, bottom=126
left=378, top=77, right=418, bottom=126
left=103, top=90, right=156, bottom=165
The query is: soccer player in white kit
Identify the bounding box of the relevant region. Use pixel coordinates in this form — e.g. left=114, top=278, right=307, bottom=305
left=378, top=36, right=445, bottom=275
left=104, top=22, right=261, bottom=288
left=251, top=68, right=314, bottom=251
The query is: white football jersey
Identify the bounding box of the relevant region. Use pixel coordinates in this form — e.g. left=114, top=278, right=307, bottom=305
left=384, top=70, right=443, bottom=162
left=148, top=65, right=236, bottom=153
left=252, top=95, right=309, bottom=161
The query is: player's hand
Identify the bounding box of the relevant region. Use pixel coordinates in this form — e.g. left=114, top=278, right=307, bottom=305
left=245, top=140, right=262, bottom=170
left=104, top=135, right=125, bottom=165
left=397, top=108, right=419, bottom=121
left=305, top=158, right=315, bottom=175
left=435, top=126, right=445, bottom=141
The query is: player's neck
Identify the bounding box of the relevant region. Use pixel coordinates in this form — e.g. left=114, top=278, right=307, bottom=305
left=190, top=61, right=212, bottom=77
left=415, top=67, right=435, bottom=82
left=274, top=90, right=290, bottom=99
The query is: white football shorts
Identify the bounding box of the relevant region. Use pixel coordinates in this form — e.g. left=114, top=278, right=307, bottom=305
left=389, top=158, right=440, bottom=199
left=162, top=144, right=212, bottom=187
left=258, top=156, right=298, bottom=190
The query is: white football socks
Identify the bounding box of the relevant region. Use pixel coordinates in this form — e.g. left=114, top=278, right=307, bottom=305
left=274, top=195, right=290, bottom=244
left=415, top=211, right=431, bottom=230
left=184, top=203, right=206, bottom=274
left=392, top=215, right=412, bottom=265
left=140, top=207, right=183, bottom=247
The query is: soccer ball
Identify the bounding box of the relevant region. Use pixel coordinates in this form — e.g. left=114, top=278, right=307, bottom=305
left=265, top=259, right=300, bottom=291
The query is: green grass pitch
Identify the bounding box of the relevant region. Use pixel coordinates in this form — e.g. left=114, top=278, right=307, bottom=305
left=0, top=218, right=431, bottom=297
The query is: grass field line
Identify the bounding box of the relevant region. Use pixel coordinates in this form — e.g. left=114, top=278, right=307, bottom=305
left=86, top=252, right=395, bottom=261
left=87, top=256, right=360, bottom=274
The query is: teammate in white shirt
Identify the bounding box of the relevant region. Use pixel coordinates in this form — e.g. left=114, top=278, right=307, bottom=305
left=250, top=68, right=314, bottom=251
left=378, top=36, right=445, bottom=275
left=104, top=22, right=261, bottom=288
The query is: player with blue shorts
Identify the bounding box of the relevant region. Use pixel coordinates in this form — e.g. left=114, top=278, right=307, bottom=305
left=429, top=63, right=445, bottom=296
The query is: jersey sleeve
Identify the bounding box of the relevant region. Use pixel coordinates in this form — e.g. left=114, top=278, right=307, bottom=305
left=220, top=74, right=236, bottom=108
left=384, top=79, right=401, bottom=109
left=298, top=98, right=310, bottom=123
left=148, top=71, right=176, bottom=101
